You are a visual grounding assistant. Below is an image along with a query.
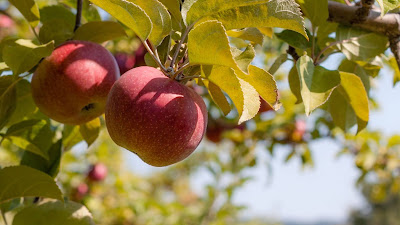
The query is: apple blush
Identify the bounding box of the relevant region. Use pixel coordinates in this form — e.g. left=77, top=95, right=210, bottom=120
left=105, top=67, right=208, bottom=167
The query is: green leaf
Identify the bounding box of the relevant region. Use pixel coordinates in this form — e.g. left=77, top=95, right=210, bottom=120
left=21, top=140, right=62, bottom=178
left=328, top=89, right=357, bottom=132
left=297, top=0, right=328, bottom=27
left=73, top=21, right=127, bottom=43
left=336, top=25, right=388, bottom=61
left=129, top=0, right=172, bottom=46
left=388, top=135, right=400, bottom=148
left=90, top=0, right=152, bottom=41
left=0, top=62, right=9, bottom=75
left=5, top=120, right=41, bottom=137
left=0, top=166, right=63, bottom=204
left=339, top=72, right=369, bottom=133
left=288, top=66, right=302, bottom=104
left=7, top=136, right=48, bottom=160
left=376, top=0, right=400, bottom=16
left=62, top=125, right=83, bottom=151
left=184, top=0, right=307, bottom=39
left=13, top=199, right=94, bottom=225
left=188, top=21, right=238, bottom=70
left=268, top=53, right=288, bottom=75
left=2, top=39, right=54, bottom=75
left=8, top=0, right=40, bottom=27
left=231, top=45, right=255, bottom=74
left=201, top=65, right=260, bottom=124
left=7, top=80, right=37, bottom=126
left=275, top=29, right=311, bottom=50
left=0, top=76, right=17, bottom=130
left=226, top=28, right=264, bottom=46
left=202, top=80, right=231, bottom=116
left=296, top=55, right=340, bottom=115
left=79, top=117, right=101, bottom=147
left=38, top=5, right=76, bottom=46
left=158, top=0, right=183, bottom=30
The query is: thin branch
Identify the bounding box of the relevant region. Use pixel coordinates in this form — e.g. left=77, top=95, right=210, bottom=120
left=286, top=46, right=299, bottom=62
left=328, top=1, right=400, bottom=37
left=170, top=24, right=194, bottom=68
left=314, top=40, right=344, bottom=64
left=390, top=37, right=400, bottom=72
left=31, top=26, right=41, bottom=44
left=74, top=0, right=83, bottom=31
left=172, top=62, right=191, bottom=80
left=142, top=41, right=168, bottom=74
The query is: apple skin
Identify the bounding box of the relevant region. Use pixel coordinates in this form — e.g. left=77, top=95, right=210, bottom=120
left=87, top=163, right=108, bottom=182
left=31, top=40, right=120, bottom=125
left=105, top=66, right=208, bottom=167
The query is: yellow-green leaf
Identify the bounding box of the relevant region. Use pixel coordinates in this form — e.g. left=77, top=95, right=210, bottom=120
left=296, top=55, right=340, bottom=115
left=188, top=20, right=239, bottom=70
left=90, top=0, right=152, bottom=41
left=297, top=0, right=328, bottom=27
left=288, top=66, right=302, bottom=104
left=258, top=27, right=274, bottom=38
left=158, top=0, right=183, bottom=30
left=2, top=39, right=54, bottom=75
left=376, top=0, right=400, bottom=16
left=201, top=65, right=260, bottom=124
left=339, top=72, right=369, bottom=133
left=128, top=0, right=172, bottom=46
left=79, top=117, right=101, bottom=147
left=231, top=45, right=255, bottom=74
left=9, top=0, right=40, bottom=27
left=328, top=88, right=357, bottom=132
left=0, top=76, right=17, bottom=130
left=73, top=21, right=127, bottom=43
left=7, top=136, right=49, bottom=160
left=13, top=199, right=94, bottom=225
left=202, top=80, right=231, bottom=116
left=185, top=0, right=307, bottom=39
left=0, top=166, right=63, bottom=204
left=387, top=57, right=400, bottom=86
left=227, top=28, right=264, bottom=46
left=237, top=65, right=280, bottom=110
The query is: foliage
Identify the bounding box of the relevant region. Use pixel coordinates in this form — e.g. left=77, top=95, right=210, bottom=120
left=0, top=0, right=400, bottom=224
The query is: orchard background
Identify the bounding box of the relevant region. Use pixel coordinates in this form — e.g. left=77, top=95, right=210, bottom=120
left=1, top=0, right=400, bottom=224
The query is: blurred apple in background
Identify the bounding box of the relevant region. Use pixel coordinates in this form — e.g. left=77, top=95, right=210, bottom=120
left=88, top=163, right=108, bottom=182
left=114, top=52, right=136, bottom=74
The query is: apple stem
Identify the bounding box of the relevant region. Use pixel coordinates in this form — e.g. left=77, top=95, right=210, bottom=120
left=142, top=40, right=169, bottom=75
left=172, top=62, right=191, bottom=80
left=74, top=0, right=83, bottom=31
left=170, top=24, right=194, bottom=69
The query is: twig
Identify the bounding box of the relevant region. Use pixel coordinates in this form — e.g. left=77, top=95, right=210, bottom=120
left=286, top=46, right=300, bottom=62
left=74, top=0, right=83, bottom=31
left=390, top=36, right=400, bottom=72
left=172, top=62, right=191, bottom=80
left=170, top=24, right=194, bottom=68
left=30, top=26, right=41, bottom=44
left=142, top=40, right=168, bottom=74
left=314, top=40, right=344, bottom=64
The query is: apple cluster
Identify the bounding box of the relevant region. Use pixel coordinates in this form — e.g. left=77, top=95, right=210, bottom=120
left=32, top=40, right=208, bottom=167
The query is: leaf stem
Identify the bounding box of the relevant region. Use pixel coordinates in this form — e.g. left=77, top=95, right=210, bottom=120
left=170, top=24, right=194, bottom=68
left=311, top=26, right=317, bottom=60
left=31, top=26, right=41, bottom=44
left=74, top=0, right=83, bottom=32
left=172, top=62, right=191, bottom=80
left=142, top=40, right=168, bottom=74
left=314, top=38, right=355, bottom=64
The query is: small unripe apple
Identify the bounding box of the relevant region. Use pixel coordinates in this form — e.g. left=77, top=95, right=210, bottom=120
left=87, top=163, right=108, bottom=181
left=114, top=52, right=136, bottom=74
left=31, top=40, right=120, bottom=125
left=105, top=67, right=208, bottom=167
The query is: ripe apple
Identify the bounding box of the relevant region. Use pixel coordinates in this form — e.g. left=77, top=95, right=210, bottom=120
left=31, top=40, right=120, bottom=125
left=290, top=120, right=307, bottom=142
left=105, top=66, right=208, bottom=167
left=133, top=44, right=147, bottom=67
left=72, top=183, right=89, bottom=201
left=87, top=163, right=108, bottom=182
left=114, top=52, right=136, bottom=74
left=0, top=14, right=14, bottom=28
left=206, top=121, right=225, bottom=143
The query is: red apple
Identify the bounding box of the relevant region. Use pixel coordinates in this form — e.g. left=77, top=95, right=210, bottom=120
left=114, top=52, right=136, bottom=74
left=72, top=183, right=89, bottom=201
left=31, top=40, right=120, bottom=125
left=0, top=14, right=14, bottom=28
left=105, top=66, right=208, bottom=167
left=290, top=120, right=307, bottom=142
left=87, top=163, right=107, bottom=181
left=133, top=44, right=147, bottom=67
left=206, top=123, right=225, bottom=143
